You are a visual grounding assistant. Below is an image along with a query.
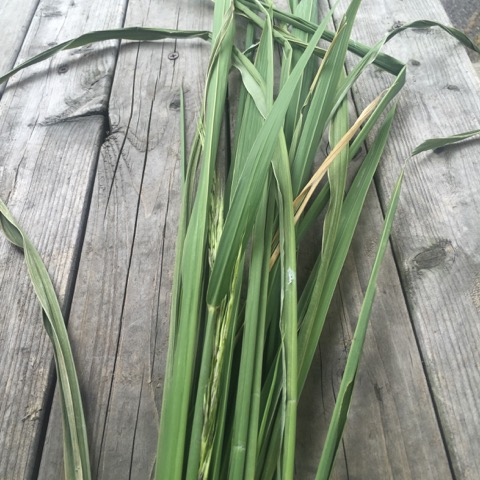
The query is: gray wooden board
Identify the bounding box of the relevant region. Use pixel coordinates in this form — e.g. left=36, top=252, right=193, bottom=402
left=0, top=0, right=39, bottom=97
left=38, top=0, right=212, bottom=477
left=0, top=0, right=127, bottom=477
left=329, top=0, right=480, bottom=478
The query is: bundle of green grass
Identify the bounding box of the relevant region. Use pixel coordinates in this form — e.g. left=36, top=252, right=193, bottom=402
left=0, top=0, right=479, bottom=478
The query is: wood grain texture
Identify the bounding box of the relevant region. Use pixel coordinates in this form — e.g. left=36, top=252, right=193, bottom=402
left=0, top=0, right=126, bottom=477
left=0, top=0, right=39, bottom=96
left=328, top=0, right=480, bottom=478
left=38, top=0, right=212, bottom=478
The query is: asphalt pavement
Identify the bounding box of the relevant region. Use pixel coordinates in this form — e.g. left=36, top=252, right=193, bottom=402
left=440, top=0, right=480, bottom=76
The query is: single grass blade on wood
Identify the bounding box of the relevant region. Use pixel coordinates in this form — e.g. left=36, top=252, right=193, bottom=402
left=411, top=129, right=480, bottom=156
left=1, top=10, right=476, bottom=97
left=385, top=20, right=480, bottom=54
left=315, top=169, right=405, bottom=480
left=165, top=88, right=188, bottom=378
left=0, top=199, right=90, bottom=480
left=0, top=27, right=211, bottom=86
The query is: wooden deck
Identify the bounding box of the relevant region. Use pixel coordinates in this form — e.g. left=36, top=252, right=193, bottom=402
left=0, top=0, right=479, bottom=478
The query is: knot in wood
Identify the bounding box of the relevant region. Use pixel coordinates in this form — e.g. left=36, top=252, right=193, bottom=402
left=446, top=84, right=460, bottom=91
left=169, top=96, right=181, bottom=111
left=168, top=52, right=179, bottom=61
left=413, top=240, right=454, bottom=271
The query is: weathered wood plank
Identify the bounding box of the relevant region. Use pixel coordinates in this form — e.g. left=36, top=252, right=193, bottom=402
left=327, top=0, right=480, bottom=478
left=0, top=0, right=127, bottom=477
left=0, top=0, right=39, bottom=96
left=38, top=0, right=212, bottom=477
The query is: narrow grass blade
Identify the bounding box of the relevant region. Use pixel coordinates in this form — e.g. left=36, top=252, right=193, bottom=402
left=244, top=193, right=276, bottom=479
left=316, top=169, right=405, bottom=480
left=349, top=67, right=406, bottom=157
left=411, top=128, right=480, bottom=156
left=185, top=299, right=219, bottom=479
left=0, top=27, right=211, bottom=86
left=317, top=75, right=350, bottom=317
left=232, top=49, right=268, bottom=118
left=330, top=36, right=390, bottom=122
left=228, top=12, right=274, bottom=478
left=230, top=22, right=255, bottom=164
left=386, top=20, right=480, bottom=54
left=167, top=88, right=189, bottom=357
left=256, top=352, right=283, bottom=479
left=257, top=407, right=283, bottom=480
left=0, top=200, right=90, bottom=480
left=284, top=0, right=319, bottom=143
left=228, top=188, right=269, bottom=480
left=271, top=132, right=298, bottom=479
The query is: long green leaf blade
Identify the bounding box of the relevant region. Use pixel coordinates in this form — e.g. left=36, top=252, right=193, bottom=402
left=316, top=169, right=405, bottom=480
left=0, top=27, right=211, bottom=86
left=411, top=129, right=480, bottom=156
left=0, top=199, right=90, bottom=480
left=228, top=12, right=274, bottom=478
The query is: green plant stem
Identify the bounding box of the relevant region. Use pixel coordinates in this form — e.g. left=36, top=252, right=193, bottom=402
left=272, top=132, right=298, bottom=479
